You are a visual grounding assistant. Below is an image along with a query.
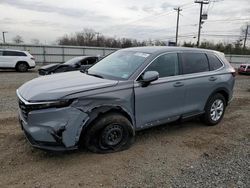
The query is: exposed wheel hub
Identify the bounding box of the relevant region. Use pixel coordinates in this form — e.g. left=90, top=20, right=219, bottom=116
left=102, top=124, right=123, bottom=146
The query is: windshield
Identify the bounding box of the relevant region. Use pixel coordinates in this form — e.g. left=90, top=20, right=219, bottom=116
left=87, top=51, right=150, bottom=80
left=64, top=57, right=83, bottom=65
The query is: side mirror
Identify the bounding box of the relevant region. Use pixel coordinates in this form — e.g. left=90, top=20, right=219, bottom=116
left=140, top=71, right=159, bottom=86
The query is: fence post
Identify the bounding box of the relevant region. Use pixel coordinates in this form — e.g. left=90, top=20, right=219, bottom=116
left=43, top=46, right=46, bottom=64
left=83, top=48, right=85, bottom=55
left=62, top=46, right=65, bottom=63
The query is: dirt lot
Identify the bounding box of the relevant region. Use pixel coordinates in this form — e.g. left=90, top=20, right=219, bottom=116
left=0, top=69, right=249, bottom=188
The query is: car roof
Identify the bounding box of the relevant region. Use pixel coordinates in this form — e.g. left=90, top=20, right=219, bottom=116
left=72, top=56, right=97, bottom=59
left=0, top=48, right=26, bottom=52
left=120, top=46, right=218, bottom=54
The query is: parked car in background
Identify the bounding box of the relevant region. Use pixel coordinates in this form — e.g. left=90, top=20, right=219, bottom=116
left=17, top=47, right=235, bottom=153
left=238, top=64, right=250, bottom=75
left=38, top=56, right=98, bottom=75
left=0, top=49, right=36, bottom=72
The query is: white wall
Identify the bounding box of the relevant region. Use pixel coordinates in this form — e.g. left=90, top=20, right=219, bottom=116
left=0, top=43, right=117, bottom=64
left=1, top=43, right=250, bottom=66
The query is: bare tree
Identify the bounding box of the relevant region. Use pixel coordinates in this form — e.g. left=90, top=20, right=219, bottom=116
left=56, top=28, right=250, bottom=54
left=12, top=35, right=24, bottom=44
left=30, top=38, right=40, bottom=45
left=57, top=28, right=154, bottom=48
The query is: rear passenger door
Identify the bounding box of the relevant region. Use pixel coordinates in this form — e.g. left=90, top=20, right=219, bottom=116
left=2, top=51, right=25, bottom=68
left=179, top=52, right=222, bottom=115
left=0, top=51, right=13, bottom=67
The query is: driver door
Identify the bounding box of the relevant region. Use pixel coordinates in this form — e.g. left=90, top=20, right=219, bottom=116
left=134, top=53, right=186, bottom=129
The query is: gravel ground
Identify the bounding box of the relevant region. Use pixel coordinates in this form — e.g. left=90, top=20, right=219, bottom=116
left=0, top=69, right=249, bottom=187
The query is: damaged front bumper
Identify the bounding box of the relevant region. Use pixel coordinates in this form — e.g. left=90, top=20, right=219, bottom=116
left=18, top=105, right=89, bottom=151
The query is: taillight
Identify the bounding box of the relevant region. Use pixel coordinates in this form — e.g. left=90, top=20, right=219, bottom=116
left=31, top=57, right=35, bottom=60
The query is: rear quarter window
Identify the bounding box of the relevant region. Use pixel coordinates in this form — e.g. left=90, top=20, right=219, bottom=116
left=207, top=53, right=223, bottom=70
left=3, top=51, right=27, bottom=56
left=180, top=53, right=209, bottom=74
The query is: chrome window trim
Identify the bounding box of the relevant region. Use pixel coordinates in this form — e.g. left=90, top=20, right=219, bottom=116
left=135, top=51, right=225, bottom=82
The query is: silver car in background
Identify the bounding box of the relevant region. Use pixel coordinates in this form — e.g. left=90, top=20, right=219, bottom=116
left=17, top=47, right=235, bottom=153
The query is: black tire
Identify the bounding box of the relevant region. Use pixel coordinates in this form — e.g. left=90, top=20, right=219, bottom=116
left=16, top=62, right=28, bottom=72
left=82, top=113, right=135, bottom=153
left=201, top=93, right=226, bottom=126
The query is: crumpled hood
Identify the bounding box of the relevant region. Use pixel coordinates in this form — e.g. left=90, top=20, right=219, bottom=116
left=39, top=63, right=60, bottom=71
left=18, top=71, right=118, bottom=101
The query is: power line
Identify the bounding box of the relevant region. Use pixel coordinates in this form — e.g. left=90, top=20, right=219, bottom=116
left=201, top=34, right=243, bottom=38
left=156, top=33, right=197, bottom=40
left=205, top=18, right=250, bottom=22
left=100, top=2, right=196, bottom=33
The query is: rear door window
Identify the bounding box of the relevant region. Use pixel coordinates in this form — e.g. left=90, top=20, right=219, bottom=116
left=82, top=57, right=98, bottom=65
left=180, top=53, right=209, bottom=74
left=80, top=59, right=88, bottom=65
left=207, top=53, right=223, bottom=70
left=145, top=53, right=179, bottom=78
left=3, top=51, right=27, bottom=56
left=87, top=57, right=98, bottom=65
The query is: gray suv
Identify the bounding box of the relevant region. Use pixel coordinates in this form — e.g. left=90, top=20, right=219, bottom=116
left=17, top=47, right=235, bottom=153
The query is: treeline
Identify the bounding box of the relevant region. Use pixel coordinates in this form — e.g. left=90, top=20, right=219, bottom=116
left=183, top=41, right=250, bottom=55
left=57, top=29, right=166, bottom=48
left=57, top=29, right=250, bottom=54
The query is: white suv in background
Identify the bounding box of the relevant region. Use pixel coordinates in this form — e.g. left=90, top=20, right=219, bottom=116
left=0, top=49, right=36, bottom=72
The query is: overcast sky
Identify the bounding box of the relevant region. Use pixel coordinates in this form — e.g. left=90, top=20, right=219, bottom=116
left=0, top=0, right=249, bottom=44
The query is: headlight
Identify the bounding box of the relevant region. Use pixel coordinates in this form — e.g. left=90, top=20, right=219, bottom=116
left=26, top=100, right=73, bottom=111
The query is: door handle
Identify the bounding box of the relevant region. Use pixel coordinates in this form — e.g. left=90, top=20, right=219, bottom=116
left=173, top=82, right=184, bottom=87
left=209, top=76, right=217, bottom=81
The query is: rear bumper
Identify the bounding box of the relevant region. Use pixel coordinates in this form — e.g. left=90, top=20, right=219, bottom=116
left=18, top=106, right=89, bottom=151
left=238, top=69, right=250, bottom=74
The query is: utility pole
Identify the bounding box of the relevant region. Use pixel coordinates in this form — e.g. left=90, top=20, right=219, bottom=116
left=174, top=7, right=182, bottom=46
left=2, top=31, right=7, bottom=43
left=243, top=25, right=249, bottom=50
left=195, top=0, right=209, bottom=47
left=95, top=32, right=100, bottom=46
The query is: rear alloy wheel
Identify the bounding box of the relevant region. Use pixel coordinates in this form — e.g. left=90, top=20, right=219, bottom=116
left=210, top=99, right=224, bottom=122
left=202, top=93, right=226, bottom=126
left=16, top=62, right=28, bottom=72
left=83, top=113, right=135, bottom=153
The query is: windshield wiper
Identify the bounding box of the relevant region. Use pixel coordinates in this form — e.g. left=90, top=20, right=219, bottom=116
left=84, top=70, right=103, bottom=78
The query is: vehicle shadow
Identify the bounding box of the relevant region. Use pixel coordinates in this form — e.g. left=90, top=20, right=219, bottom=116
left=0, top=69, right=37, bottom=73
